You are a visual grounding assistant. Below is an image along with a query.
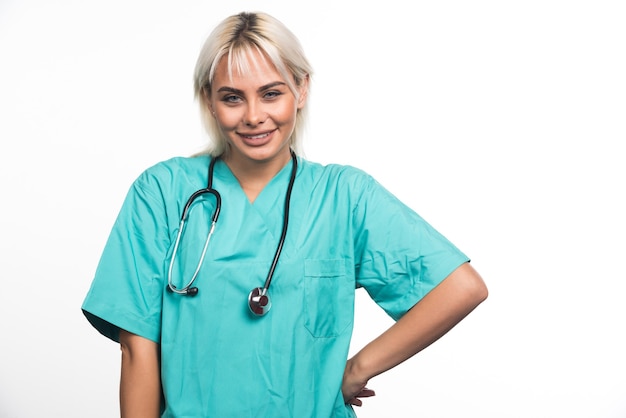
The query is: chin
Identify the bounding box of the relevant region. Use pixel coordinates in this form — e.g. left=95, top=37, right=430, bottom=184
left=238, top=144, right=291, bottom=163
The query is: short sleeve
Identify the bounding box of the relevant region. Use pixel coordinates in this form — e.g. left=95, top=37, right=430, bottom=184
left=353, top=175, right=469, bottom=321
left=81, top=172, right=170, bottom=343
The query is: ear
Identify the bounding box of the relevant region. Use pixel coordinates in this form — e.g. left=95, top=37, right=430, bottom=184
left=297, top=75, right=310, bottom=110
left=202, top=86, right=216, bottom=116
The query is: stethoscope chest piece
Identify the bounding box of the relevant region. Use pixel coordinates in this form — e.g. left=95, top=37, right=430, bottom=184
left=248, top=287, right=271, bottom=316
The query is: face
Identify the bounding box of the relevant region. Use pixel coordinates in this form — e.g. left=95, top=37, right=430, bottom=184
left=207, top=50, right=307, bottom=167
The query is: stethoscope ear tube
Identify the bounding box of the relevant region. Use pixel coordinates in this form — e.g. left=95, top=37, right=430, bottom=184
left=167, top=217, right=217, bottom=296
left=166, top=157, right=222, bottom=297
left=167, top=284, right=199, bottom=296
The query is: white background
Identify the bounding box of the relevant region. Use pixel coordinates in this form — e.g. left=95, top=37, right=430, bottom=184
left=1, top=1, right=625, bottom=417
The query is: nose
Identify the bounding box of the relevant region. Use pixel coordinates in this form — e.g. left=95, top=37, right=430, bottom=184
left=243, top=101, right=266, bottom=127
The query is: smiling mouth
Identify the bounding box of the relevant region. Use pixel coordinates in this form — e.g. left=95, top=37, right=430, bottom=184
left=241, top=132, right=270, bottom=139
left=239, top=129, right=276, bottom=140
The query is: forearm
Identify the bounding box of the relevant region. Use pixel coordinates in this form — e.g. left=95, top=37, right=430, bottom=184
left=348, top=262, right=488, bottom=383
left=119, top=330, right=161, bottom=418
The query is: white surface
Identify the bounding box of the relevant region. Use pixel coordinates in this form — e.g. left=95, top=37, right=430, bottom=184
left=0, top=1, right=624, bottom=417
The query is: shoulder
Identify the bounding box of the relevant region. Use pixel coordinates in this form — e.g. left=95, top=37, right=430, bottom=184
left=140, top=155, right=210, bottom=181
left=299, top=157, right=411, bottom=216
left=133, top=155, right=211, bottom=193
left=298, top=157, right=376, bottom=192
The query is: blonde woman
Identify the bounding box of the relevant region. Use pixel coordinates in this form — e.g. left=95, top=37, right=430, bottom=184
left=82, top=11, right=488, bottom=417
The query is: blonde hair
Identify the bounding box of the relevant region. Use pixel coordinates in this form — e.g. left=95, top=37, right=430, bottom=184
left=193, top=12, right=312, bottom=156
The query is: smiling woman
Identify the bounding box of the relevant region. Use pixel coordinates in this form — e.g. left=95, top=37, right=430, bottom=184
left=193, top=12, right=311, bottom=159
left=2, top=0, right=625, bottom=416
left=205, top=48, right=308, bottom=199
left=80, top=10, right=487, bottom=418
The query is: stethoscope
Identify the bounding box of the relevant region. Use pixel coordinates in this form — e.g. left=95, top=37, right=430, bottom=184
left=167, top=149, right=297, bottom=317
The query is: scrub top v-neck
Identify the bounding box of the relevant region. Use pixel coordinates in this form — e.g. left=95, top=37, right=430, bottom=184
left=82, top=155, right=469, bottom=418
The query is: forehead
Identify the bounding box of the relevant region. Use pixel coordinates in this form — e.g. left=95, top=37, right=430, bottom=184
left=213, top=47, right=285, bottom=87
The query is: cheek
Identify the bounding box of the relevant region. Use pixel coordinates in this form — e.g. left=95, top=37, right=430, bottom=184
left=276, top=101, right=299, bottom=124
left=214, top=110, right=241, bottom=130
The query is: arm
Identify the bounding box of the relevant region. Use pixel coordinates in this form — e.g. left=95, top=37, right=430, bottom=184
left=119, top=329, right=161, bottom=418
left=342, top=262, right=488, bottom=405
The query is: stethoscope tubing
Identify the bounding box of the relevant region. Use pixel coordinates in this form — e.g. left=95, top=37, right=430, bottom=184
left=166, top=150, right=297, bottom=307
left=166, top=159, right=221, bottom=295
left=261, top=152, right=297, bottom=292
left=166, top=190, right=220, bottom=295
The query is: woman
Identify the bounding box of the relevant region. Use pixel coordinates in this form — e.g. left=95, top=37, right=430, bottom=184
left=82, top=11, right=488, bottom=418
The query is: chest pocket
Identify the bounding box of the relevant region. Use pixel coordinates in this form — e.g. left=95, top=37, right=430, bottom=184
left=303, top=259, right=354, bottom=338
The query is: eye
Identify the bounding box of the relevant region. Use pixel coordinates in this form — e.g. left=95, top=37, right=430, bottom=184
left=263, top=90, right=283, bottom=100
left=221, top=94, right=242, bottom=104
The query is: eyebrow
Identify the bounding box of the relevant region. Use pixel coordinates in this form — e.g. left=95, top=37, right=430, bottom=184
left=216, top=81, right=287, bottom=95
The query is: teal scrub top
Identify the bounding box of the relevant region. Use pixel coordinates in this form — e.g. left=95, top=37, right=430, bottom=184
left=82, top=155, right=469, bottom=418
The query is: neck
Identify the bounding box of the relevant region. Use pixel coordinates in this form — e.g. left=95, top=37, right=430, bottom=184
left=223, top=149, right=293, bottom=203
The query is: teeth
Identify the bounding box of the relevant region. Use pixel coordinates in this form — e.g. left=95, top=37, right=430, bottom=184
left=244, top=133, right=269, bottom=139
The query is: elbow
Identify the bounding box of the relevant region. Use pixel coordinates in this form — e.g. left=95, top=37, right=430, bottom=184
left=474, top=280, right=489, bottom=306
left=454, top=262, right=488, bottom=309
left=468, top=270, right=488, bottom=308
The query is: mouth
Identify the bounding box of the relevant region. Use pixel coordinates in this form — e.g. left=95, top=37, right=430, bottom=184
left=238, top=129, right=275, bottom=140
left=241, top=132, right=270, bottom=139
left=237, top=129, right=276, bottom=145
